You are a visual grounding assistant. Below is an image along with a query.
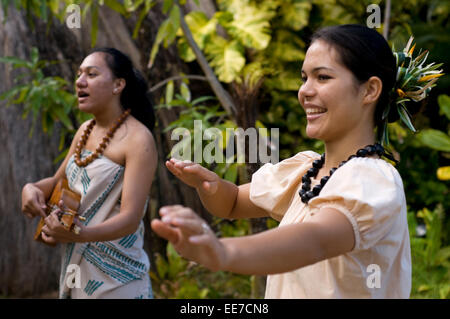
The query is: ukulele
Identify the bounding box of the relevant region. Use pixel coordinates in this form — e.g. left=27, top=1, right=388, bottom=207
left=34, top=178, right=84, bottom=246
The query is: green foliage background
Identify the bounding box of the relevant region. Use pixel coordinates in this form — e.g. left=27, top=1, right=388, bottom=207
left=1, top=0, right=449, bottom=298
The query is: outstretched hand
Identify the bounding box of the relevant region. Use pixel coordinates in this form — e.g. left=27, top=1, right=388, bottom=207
left=151, top=205, right=228, bottom=272
left=165, top=158, right=219, bottom=195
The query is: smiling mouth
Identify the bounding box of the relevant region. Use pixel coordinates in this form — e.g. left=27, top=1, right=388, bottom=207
left=306, top=107, right=327, bottom=115
left=77, top=92, right=89, bottom=98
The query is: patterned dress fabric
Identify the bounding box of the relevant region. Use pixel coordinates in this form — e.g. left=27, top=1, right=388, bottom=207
left=59, top=150, right=152, bottom=299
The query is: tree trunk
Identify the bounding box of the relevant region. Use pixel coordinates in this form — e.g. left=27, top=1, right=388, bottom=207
left=0, top=5, right=70, bottom=297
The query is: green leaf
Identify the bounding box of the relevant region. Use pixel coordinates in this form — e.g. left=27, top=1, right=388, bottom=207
left=180, top=82, right=191, bottom=102
left=81, top=1, right=92, bottom=20
left=397, top=104, right=416, bottom=132
left=52, top=106, right=74, bottom=131
left=224, top=163, right=238, bottom=183
left=437, top=94, right=450, bottom=120
left=40, top=0, right=48, bottom=22
left=91, top=2, right=99, bottom=47
left=31, top=47, right=39, bottom=65
left=0, top=56, right=32, bottom=69
left=104, top=0, right=127, bottom=16
left=417, top=129, right=450, bottom=152
left=439, top=285, right=450, bottom=299
left=12, top=86, right=30, bottom=104
left=183, top=11, right=217, bottom=50
left=165, top=80, right=174, bottom=104
left=177, top=37, right=196, bottom=62
left=265, top=70, right=302, bottom=91
left=280, top=1, right=311, bottom=31
left=205, top=37, right=245, bottom=83
left=170, top=4, right=181, bottom=27
left=155, top=254, right=169, bottom=279
left=162, top=0, right=173, bottom=14
left=148, top=18, right=170, bottom=68
left=164, top=4, right=180, bottom=47
left=0, top=85, right=26, bottom=103
left=132, top=0, right=156, bottom=38
left=226, top=5, right=272, bottom=50
left=53, top=147, right=69, bottom=164
left=269, top=30, right=305, bottom=62
left=191, top=96, right=216, bottom=105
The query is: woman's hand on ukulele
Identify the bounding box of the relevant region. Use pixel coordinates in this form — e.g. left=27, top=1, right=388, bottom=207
left=21, top=183, right=47, bottom=219
left=41, top=200, right=85, bottom=244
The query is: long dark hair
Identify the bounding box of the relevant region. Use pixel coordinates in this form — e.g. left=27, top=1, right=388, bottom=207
left=90, top=47, right=155, bottom=131
left=309, top=24, right=398, bottom=141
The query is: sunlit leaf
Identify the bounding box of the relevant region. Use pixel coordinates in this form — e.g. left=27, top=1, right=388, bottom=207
left=226, top=5, right=272, bottom=50
left=104, top=0, right=128, bottom=16
left=280, top=1, right=311, bottom=31
left=165, top=80, right=174, bottom=104
left=183, top=11, right=217, bottom=50
left=205, top=37, right=245, bottom=83
left=180, top=82, right=191, bottom=102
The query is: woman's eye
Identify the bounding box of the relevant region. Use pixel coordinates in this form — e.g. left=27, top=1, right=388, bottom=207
left=318, top=75, right=331, bottom=80
left=301, top=76, right=307, bottom=82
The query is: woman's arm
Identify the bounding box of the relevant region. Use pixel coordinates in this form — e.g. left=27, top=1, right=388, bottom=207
left=21, top=121, right=88, bottom=218
left=152, top=205, right=355, bottom=275
left=166, top=159, right=270, bottom=219
left=78, top=128, right=157, bottom=242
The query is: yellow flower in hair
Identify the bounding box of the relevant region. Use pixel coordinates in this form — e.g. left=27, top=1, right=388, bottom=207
left=418, top=73, right=444, bottom=82
left=397, top=89, right=406, bottom=97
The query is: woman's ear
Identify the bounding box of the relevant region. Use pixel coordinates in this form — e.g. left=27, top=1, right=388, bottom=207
left=113, top=78, right=126, bottom=95
left=363, top=76, right=383, bottom=106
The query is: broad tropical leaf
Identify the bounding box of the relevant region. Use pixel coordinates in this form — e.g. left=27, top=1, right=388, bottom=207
left=280, top=0, right=312, bottom=31
left=205, top=37, right=245, bottom=83
left=183, top=11, right=217, bottom=49
left=225, top=5, right=272, bottom=50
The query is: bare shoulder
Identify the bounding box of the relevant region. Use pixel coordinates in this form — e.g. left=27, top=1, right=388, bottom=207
left=74, top=119, right=93, bottom=139
left=124, top=117, right=157, bottom=160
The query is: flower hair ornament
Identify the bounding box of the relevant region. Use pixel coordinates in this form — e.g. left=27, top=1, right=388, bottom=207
left=379, top=36, right=444, bottom=146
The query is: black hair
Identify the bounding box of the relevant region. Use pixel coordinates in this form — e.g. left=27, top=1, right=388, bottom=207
left=89, top=47, right=155, bottom=131
left=309, top=24, right=398, bottom=139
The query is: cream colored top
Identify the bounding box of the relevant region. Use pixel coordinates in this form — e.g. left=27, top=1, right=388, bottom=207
left=249, top=151, right=411, bottom=299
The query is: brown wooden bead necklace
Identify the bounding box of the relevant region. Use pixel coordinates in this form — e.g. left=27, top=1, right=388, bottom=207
left=74, top=109, right=131, bottom=167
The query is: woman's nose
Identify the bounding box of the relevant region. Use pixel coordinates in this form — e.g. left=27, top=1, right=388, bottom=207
left=76, top=74, right=86, bottom=88
left=298, top=80, right=315, bottom=102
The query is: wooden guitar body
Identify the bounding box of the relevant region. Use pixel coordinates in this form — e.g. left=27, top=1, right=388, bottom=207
left=34, top=178, right=81, bottom=245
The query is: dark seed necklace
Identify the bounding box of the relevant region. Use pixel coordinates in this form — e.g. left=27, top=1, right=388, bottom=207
left=74, top=109, right=131, bottom=167
left=299, top=143, right=385, bottom=204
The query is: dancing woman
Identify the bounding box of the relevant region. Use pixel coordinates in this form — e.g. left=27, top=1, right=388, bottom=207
left=152, top=25, right=443, bottom=298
